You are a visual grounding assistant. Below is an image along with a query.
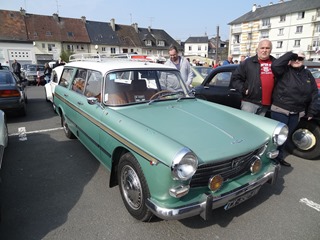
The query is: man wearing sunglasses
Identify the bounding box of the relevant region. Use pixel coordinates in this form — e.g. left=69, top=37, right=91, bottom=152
left=270, top=50, right=318, bottom=166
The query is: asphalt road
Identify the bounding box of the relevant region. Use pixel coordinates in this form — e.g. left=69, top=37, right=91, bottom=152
left=0, top=86, right=319, bottom=240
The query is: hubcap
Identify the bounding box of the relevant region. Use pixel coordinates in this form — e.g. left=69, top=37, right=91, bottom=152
left=292, top=128, right=316, bottom=151
left=120, top=165, right=142, bottom=210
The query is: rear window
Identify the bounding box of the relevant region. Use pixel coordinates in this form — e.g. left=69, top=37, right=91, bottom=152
left=0, top=72, right=15, bottom=84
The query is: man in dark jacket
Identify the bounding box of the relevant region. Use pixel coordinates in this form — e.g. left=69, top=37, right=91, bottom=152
left=231, top=39, right=276, bottom=116
left=12, top=59, right=22, bottom=80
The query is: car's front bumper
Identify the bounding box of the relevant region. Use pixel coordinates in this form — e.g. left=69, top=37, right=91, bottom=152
left=146, top=164, right=280, bottom=220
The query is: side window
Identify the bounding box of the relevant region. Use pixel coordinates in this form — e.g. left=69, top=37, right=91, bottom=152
left=71, top=69, right=87, bottom=94
left=59, top=68, right=75, bottom=88
left=208, top=72, right=232, bottom=87
left=52, top=71, right=58, bottom=83
left=84, top=70, right=102, bottom=101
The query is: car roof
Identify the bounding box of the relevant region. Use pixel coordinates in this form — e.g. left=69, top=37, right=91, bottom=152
left=64, top=60, right=177, bottom=74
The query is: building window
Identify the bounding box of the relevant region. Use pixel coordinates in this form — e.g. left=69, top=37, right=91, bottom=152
left=280, top=15, right=286, bottom=22
left=145, top=40, right=152, bottom=46
left=277, top=41, right=283, bottom=48
left=315, top=24, right=320, bottom=33
left=157, top=40, right=164, bottom=46
left=198, top=45, right=201, bottom=51
left=48, top=44, right=55, bottom=52
left=67, top=32, right=74, bottom=37
left=261, top=30, right=269, bottom=39
left=262, top=18, right=270, bottom=27
left=188, top=46, right=192, bottom=51
left=111, top=48, right=116, bottom=54
left=278, top=28, right=284, bottom=35
left=42, top=43, right=45, bottom=49
left=294, top=40, right=301, bottom=47
left=34, top=32, right=38, bottom=37
left=296, top=26, right=303, bottom=33
left=297, top=11, right=305, bottom=19
left=233, top=34, right=240, bottom=43
left=46, top=31, right=52, bottom=36
left=102, top=47, right=106, bottom=52
left=76, top=45, right=84, bottom=50
left=67, top=45, right=74, bottom=51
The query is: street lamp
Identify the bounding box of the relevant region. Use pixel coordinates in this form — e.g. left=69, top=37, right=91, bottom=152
left=95, top=45, right=99, bottom=54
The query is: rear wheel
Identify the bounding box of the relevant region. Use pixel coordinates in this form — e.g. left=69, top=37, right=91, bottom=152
left=61, top=114, right=75, bottom=139
left=118, top=153, right=153, bottom=221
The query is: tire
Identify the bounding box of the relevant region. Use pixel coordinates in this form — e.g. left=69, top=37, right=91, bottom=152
left=61, top=114, right=75, bottom=139
left=45, top=89, right=50, bottom=102
left=286, top=120, right=320, bottom=160
left=118, top=153, right=153, bottom=221
left=18, top=104, right=27, bottom=117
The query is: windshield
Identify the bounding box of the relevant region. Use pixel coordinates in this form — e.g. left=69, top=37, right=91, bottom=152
left=0, top=71, right=16, bottom=84
left=193, top=67, right=213, bottom=78
left=103, top=69, right=191, bottom=105
left=27, top=65, right=44, bottom=71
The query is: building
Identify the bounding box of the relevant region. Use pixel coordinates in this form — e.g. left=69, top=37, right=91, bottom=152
left=228, top=0, right=320, bottom=61
left=0, top=8, right=180, bottom=67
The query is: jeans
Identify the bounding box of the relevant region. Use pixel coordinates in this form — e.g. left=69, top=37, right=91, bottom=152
left=241, top=101, right=269, bottom=116
left=270, top=111, right=300, bottom=159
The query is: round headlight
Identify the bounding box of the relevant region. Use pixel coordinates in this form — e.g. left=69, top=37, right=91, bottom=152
left=172, top=148, right=198, bottom=181
left=273, top=122, right=288, bottom=146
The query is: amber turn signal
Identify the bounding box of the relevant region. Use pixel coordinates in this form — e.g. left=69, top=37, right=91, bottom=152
left=208, top=175, right=223, bottom=192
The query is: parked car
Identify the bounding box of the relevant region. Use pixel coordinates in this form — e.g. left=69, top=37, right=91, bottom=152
left=21, top=64, right=45, bottom=85
left=191, top=66, right=214, bottom=87
left=0, top=69, right=28, bottom=116
left=0, top=109, right=8, bottom=222
left=0, top=109, right=8, bottom=169
left=194, top=64, right=320, bottom=160
left=44, top=65, right=64, bottom=110
left=193, top=64, right=241, bottom=109
left=53, top=55, right=288, bottom=221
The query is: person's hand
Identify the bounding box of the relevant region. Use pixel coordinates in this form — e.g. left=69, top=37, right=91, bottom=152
left=308, top=117, right=313, bottom=120
left=245, top=89, right=248, bottom=95
left=291, top=53, right=298, bottom=61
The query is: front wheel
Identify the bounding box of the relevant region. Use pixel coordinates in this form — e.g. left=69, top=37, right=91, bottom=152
left=61, top=114, right=75, bottom=139
left=118, top=153, right=153, bottom=221
left=286, top=120, right=320, bottom=160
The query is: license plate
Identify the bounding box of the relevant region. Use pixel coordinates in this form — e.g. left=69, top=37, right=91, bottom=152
left=224, top=187, right=260, bottom=210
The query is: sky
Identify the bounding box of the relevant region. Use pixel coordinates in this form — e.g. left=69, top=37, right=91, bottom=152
left=1, top=0, right=276, bottom=41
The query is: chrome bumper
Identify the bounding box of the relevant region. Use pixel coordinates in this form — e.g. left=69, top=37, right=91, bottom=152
left=146, top=164, right=280, bottom=220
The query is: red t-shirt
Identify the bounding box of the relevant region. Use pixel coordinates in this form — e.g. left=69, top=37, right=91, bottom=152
left=259, top=59, right=274, bottom=105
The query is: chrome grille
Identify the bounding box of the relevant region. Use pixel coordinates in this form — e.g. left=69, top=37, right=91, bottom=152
left=190, top=146, right=265, bottom=188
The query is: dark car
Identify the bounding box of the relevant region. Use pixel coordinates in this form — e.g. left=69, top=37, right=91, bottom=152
left=0, top=70, right=28, bottom=116
left=193, top=64, right=241, bottom=109
left=193, top=64, right=320, bottom=160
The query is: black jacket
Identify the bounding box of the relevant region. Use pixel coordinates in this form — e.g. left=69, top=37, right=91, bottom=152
left=231, top=54, right=276, bottom=105
left=271, top=52, right=318, bottom=117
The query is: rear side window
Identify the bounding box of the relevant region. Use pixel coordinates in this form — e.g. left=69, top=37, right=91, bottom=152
left=71, top=69, right=87, bottom=94
left=84, top=70, right=102, bottom=101
left=59, top=68, right=75, bottom=88
left=207, top=72, right=232, bottom=87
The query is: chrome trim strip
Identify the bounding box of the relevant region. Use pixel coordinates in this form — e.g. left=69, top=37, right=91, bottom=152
left=146, top=164, right=280, bottom=220
left=55, top=93, right=161, bottom=165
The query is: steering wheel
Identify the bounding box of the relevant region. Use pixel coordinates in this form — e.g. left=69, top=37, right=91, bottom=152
left=150, top=90, right=173, bottom=100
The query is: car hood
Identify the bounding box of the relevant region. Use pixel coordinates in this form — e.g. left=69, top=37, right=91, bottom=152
left=115, top=99, right=272, bottom=164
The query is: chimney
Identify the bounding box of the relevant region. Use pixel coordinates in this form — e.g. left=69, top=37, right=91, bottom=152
left=20, top=7, right=26, bottom=16
left=132, top=23, right=138, bottom=33
left=81, top=16, right=86, bottom=23
left=252, top=4, right=257, bottom=12
left=53, top=13, right=59, bottom=22
left=148, top=26, right=151, bottom=33
left=110, top=18, right=115, bottom=31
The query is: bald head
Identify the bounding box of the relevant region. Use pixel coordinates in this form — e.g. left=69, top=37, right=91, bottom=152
left=257, top=39, right=272, bottom=60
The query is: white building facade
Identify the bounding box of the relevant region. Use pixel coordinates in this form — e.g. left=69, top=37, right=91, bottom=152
left=229, top=0, right=320, bottom=61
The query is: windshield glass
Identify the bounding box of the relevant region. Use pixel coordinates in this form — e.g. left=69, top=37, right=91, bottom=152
left=0, top=72, right=15, bottom=84
left=103, top=69, right=191, bottom=105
